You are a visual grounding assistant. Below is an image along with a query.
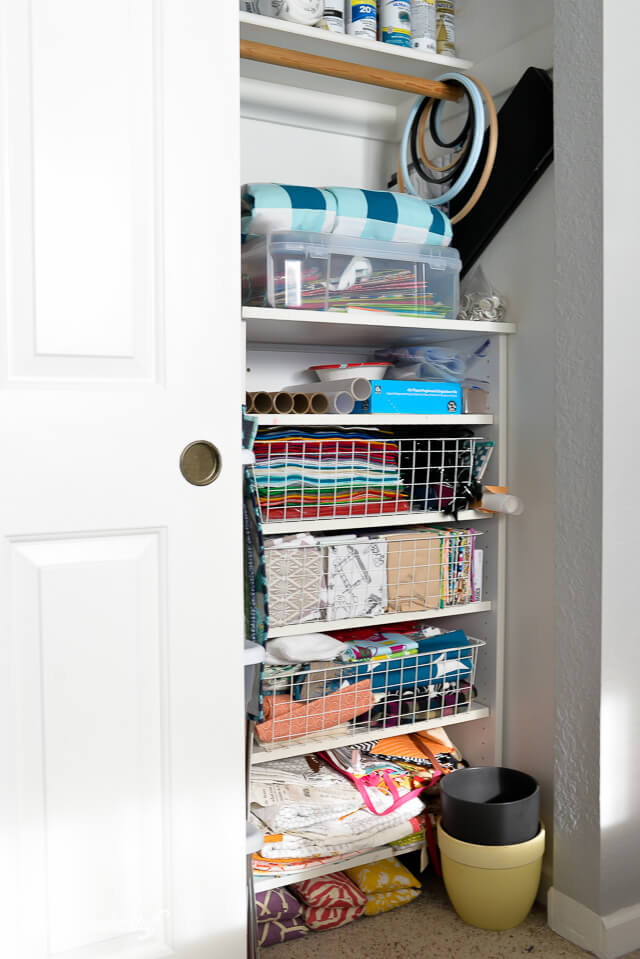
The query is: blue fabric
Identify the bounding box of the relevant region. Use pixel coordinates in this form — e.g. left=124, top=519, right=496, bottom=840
left=281, top=184, right=330, bottom=210
left=428, top=206, right=448, bottom=238
left=241, top=183, right=452, bottom=246
left=361, top=190, right=398, bottom=241
left=343, top=630, right=472, bottom=690
left=327, top=186, right=453, bottom=246
left=241, top=183, right=337, bottom=241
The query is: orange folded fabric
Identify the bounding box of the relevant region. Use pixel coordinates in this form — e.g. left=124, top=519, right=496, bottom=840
left=255, top=679, right=375, bottom=743
left=370, top=731, right=453, bottom=758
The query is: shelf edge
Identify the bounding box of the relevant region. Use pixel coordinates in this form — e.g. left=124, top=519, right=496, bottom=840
left=267, top=601, right=491, bottom=638
left=251, top=703, right=490, bottom=765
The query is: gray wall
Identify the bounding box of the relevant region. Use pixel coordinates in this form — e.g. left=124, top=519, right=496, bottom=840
left=477, top=170, right=556, bottom=874
left=600, top=0, right=640, bottom=918
left=553, top=0, right=604, bottom=915
left=554, top=0, right=640, bottom=924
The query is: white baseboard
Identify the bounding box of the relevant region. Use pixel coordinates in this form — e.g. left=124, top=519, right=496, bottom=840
left=548, top=887, right=640, bottom=959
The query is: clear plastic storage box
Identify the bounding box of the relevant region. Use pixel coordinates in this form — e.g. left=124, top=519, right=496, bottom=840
left=242, top=231, right=462, bottom=319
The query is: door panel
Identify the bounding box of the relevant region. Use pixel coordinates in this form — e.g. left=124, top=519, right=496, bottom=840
left=3, top=0, right=161, bottom=383
left=0, top=2, right=245, bottom=957
left=11, top=533, right=169, bottom=958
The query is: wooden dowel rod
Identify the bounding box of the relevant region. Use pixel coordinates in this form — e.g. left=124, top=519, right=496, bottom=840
left=240, top=39, right=463, bottom=102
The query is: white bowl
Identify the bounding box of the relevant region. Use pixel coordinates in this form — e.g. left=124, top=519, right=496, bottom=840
left=308, top=362, right=392, bottom=383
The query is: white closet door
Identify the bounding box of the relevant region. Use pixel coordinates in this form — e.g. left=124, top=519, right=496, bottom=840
left=0, top=2, right=245, bottom=958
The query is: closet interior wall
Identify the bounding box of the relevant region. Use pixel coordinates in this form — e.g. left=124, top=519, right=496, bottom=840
left=433, top=103, right=555, bottom=884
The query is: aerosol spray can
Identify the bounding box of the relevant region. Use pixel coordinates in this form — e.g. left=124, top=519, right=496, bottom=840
left=318, top=0, right=346, bottom=32
left=435, top=0, right=455, bottom=55
left=346, top=1, right=377, bottom=41
left=261, top=0, right=324, bottom=24
left=379, top=0, right=411, bottom=45
left=410, top=0, right=436, bottom=51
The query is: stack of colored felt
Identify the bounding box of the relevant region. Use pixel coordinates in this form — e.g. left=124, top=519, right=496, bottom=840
left=253, top=429, right=409, bottom=521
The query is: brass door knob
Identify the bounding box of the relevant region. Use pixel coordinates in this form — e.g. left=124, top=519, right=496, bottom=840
left=180, top=441, right=222, bottom=486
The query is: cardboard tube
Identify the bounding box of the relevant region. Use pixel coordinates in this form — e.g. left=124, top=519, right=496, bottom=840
left=292, top=393, right=311, bottom=414
left=270, top=391, right=295, bottom=414
left=328, top=391, right=355, bottom=414
left=482, top=492, right=524, bottom=516
left=246, top=392, right=257, bottom=413
left=252, top=391, right=273, bottom=414
left=284, top=378, right=372, bottom=401
left=309, top=393, right=330, bottom=414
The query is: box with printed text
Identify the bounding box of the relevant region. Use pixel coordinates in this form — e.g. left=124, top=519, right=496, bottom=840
left=353, top=379, right=463, bottom=414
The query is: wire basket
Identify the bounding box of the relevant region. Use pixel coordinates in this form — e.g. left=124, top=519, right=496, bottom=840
left=253, top=432, right=490, bottom=523
left=255, top=634, right=484, bottom=747
left=265, top=528, right=482, bottom=628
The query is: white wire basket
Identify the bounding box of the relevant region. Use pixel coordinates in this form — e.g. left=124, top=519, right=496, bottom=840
left=255, top=634, right=484, bottom=747
left=253, top=432, right=490, bottom=523
left=265, top=528, right=482, bottom=628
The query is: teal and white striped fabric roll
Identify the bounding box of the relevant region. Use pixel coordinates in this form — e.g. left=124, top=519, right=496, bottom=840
left=242, top=183, right=337, bottom=239
left=326, top=187, right=452, bottom=246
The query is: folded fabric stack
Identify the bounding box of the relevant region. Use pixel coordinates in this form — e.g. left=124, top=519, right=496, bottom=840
left=263, top=527, right=479, bottom=627
left=340, top=628, right=473, bottom=687
left=256, top=628, right=477, bottom=745
left=366, top=675, right=475, bottom=728
left=385, top=527, right=478, bottom=609
left=346, top=855, right=422, bottom=916
left=259, top=633, right=373, bottom=743
left=253, top=428, right=408, bottom=521
left=291, top=873, right=366, bottom=931
left=242, top=183, right=452, bottom=247
left=356, top=727, right=466, bottom=777
left=250, top=752, right=426, bottom=877
left=264, top=533, right=325, bottom=627
left=251, top=734, right=467, bottom=943
left=255, top=887, right=308, bottom=948
left=256, top=678, right=376, bottom=743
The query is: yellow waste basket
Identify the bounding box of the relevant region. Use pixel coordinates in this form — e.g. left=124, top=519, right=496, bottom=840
left=437, top=819, right=545, bottom=930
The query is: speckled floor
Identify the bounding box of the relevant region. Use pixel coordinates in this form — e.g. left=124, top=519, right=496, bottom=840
left=266, top=871, right=640, bottom=959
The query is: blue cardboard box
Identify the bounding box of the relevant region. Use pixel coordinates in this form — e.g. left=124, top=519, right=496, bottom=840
left=354, top=379, right=463, bottom=414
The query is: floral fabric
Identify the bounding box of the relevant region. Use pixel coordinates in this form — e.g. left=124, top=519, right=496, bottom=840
left=346, top=855, right=421, bottom=894
left=257, top=916, right=308, bottom=947
left=255, top=887, right=301, bottom=922
left=364, top=887, right=421, bottom=916
left=291, top=872, right=366, bottom=909
left=302, top=903, right=364, bottom=930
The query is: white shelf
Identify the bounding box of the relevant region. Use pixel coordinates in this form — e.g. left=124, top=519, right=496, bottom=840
left=255, top=413, right=493, bottom=426
left=267, top=600, right=491, bottom=638
left=243, top=307, right=516, bottom=348
left=247, top=822, right=265, bottom=856
left=262, top=509, right=490, bottom=535
left=251, top=702, right=490, bottom=765
left=244, top=640, right=266, bottom=667
left=253, top=839, right=424, bottom=892
left=240, top=12, right=472, bottom=105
